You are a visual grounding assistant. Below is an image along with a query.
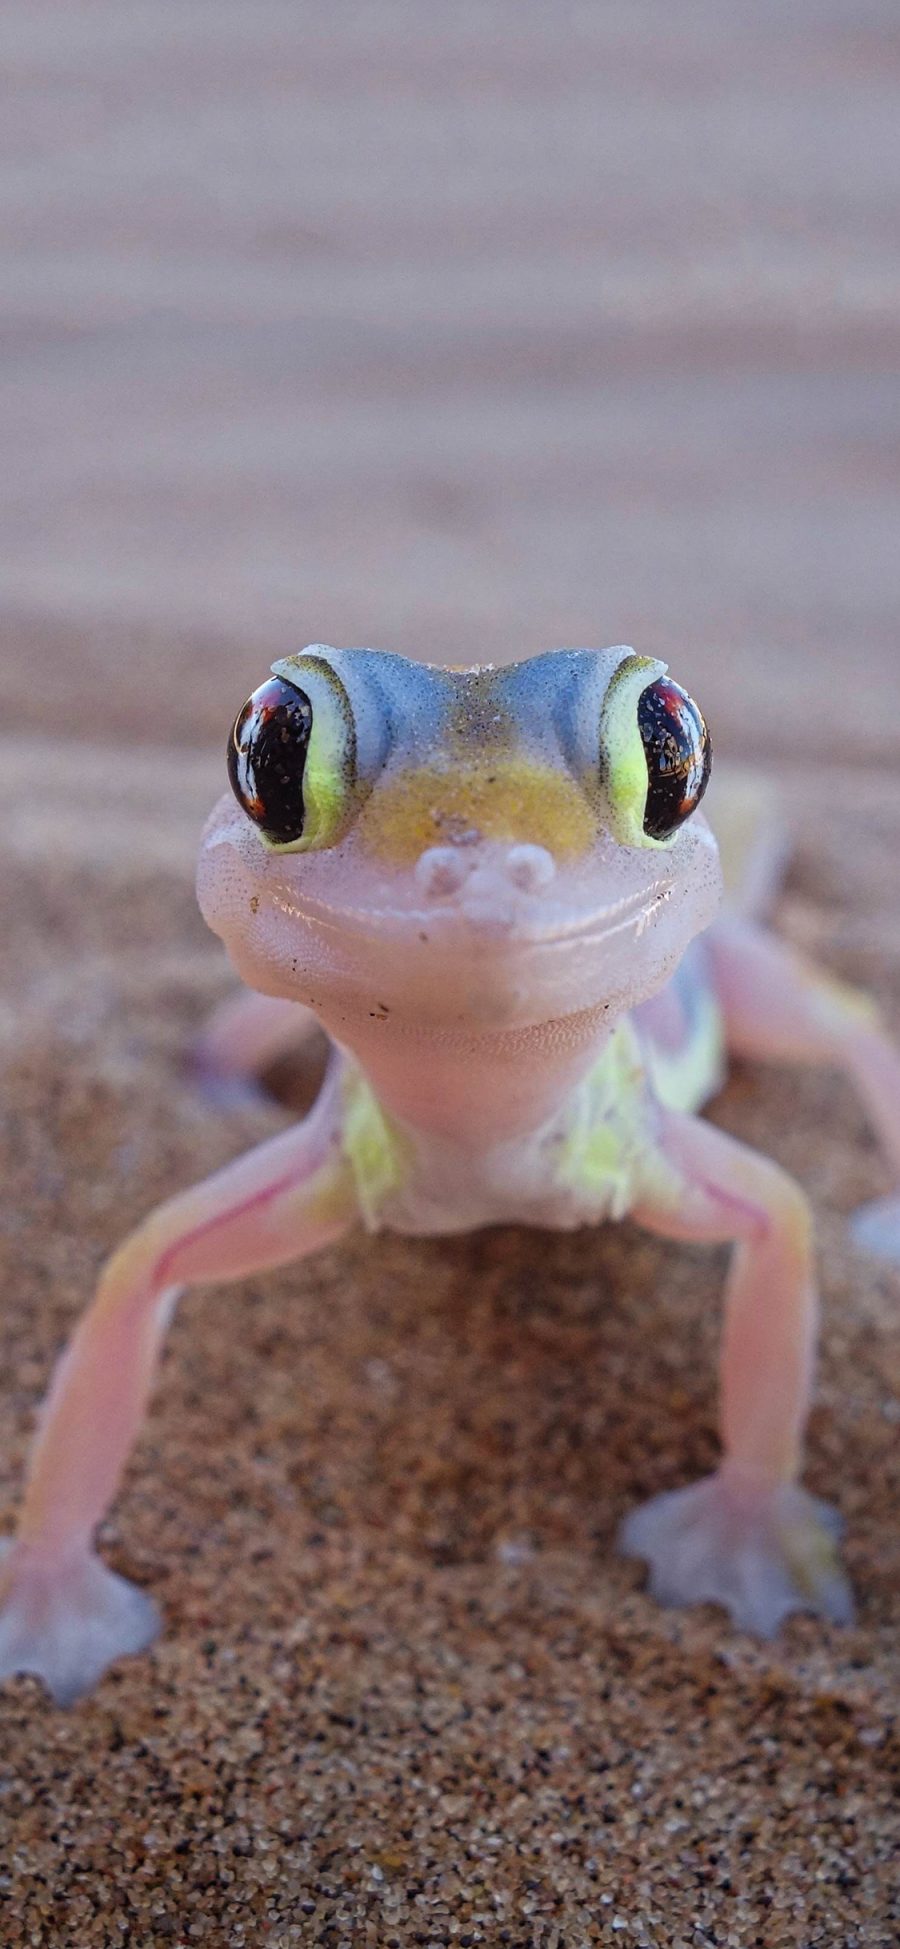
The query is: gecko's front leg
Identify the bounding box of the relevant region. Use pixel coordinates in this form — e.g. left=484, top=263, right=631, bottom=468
left=619, top=1108, right=853, bottom=1636
left=709, top=914, right=900, bottom=1264
left=0, top=1061, right=357, bottom=1703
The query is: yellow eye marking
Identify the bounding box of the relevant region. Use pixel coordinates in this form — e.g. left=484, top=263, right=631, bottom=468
left=264, top=653, right=358, bottom=852
left=355, top=763, right=597, bottom=865
left=599, top=653, right=669, bottom=849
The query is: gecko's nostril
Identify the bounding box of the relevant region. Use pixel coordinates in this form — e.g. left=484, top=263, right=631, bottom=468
left=415, top=841, right=557, bottom=904
left=414, top=846, right=471, bottom=900
left=506, top=844, right=556, bottom=892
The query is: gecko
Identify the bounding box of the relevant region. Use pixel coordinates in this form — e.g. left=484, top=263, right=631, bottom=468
left=2, top=643, right=899, bottom=1704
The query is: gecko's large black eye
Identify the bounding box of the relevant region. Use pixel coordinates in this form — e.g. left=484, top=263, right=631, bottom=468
left=228, top=675, right=313, bottom=846
left=637, top=678, right=711, bottom=840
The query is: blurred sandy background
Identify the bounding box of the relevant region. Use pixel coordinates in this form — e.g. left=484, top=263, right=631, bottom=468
left=2, top=5, right=899, bottom=1945
left=4, top=0, right=899, bottom=756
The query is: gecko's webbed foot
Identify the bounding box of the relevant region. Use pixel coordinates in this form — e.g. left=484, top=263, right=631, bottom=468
left=850, top=1195, right=900, bottom=1268
left=618, top=1469, right=854, bottom=1637
left=0, top=1539, right=160, bottom=1704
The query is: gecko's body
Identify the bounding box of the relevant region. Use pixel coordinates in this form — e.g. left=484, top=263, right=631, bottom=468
left=336, top=945, right=721, bottom=1239
left=2, top=644, right=900, bottom=1704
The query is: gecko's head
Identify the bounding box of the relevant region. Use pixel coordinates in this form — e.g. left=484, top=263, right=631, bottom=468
left=198, top=646, right=721, bottom=1038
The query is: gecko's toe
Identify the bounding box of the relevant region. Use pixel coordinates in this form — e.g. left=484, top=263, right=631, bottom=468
left=850, top=1196, right=900, bottom=1268
left=0, top=1540, right=160, bottom=1705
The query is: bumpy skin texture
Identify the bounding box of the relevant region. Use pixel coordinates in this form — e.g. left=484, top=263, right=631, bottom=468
left=3, top=644, right=900, bottom=1704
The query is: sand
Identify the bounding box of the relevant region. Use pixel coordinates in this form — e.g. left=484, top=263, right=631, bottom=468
left=1, top=765, right=898, bottom=1949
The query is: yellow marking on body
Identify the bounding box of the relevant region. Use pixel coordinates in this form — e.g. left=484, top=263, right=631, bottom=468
left=556, top=1020, right=654, bottom=1219
left=341, top=1067, right=411, bottom=1227
left=355, top=763, right=597, bottom=865
left=643, top=982, right=726, bottom=1116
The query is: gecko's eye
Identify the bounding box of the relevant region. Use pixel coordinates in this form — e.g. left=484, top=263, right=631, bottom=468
left=637, top=678, right=711, bottom=841
left=227, top=656, right=357, bottom=851
left=599, top=655, right=711, bottom=847
left=228, top=676, right=313, bottom=846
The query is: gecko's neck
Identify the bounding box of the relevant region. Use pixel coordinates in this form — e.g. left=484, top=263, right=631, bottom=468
left=319, top=1002, right=619, bottom=1147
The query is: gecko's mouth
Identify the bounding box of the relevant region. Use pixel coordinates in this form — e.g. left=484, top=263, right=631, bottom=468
left=198, top=802, right=722, bottom=1033
left=262, top=874, right=673, bottom=954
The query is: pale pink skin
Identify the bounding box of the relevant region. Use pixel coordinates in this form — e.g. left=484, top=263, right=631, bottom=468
left=3, top=644, right=900, bottom=1704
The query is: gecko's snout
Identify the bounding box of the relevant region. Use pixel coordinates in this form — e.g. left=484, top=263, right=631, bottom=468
left=414, top=842, right=557, bottom=910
